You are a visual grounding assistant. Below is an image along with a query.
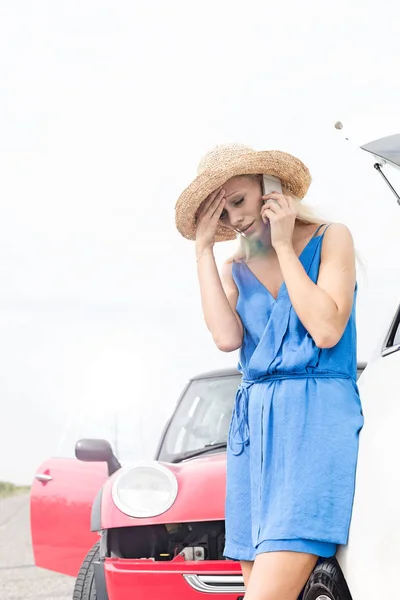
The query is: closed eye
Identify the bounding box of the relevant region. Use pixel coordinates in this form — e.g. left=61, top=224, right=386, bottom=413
left=220, top=197, right=244, bottom=221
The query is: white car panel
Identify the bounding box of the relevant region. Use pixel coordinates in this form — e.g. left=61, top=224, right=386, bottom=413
left=338, top=304, right=400, bottom=598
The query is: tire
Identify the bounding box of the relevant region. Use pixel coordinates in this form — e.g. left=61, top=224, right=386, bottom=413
left=302, top=557, right=352, bottom=600
left=73, top=542, right=100, bottom=600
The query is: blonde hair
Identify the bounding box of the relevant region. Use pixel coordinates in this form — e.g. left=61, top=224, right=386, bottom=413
left=228, top=175, right=325, bottom=263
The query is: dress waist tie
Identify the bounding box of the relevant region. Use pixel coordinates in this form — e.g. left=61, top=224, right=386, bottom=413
left=228, top=371, right=352, bottom=456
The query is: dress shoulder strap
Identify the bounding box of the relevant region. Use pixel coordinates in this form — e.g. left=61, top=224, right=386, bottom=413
left=311, top=223, right=332, bottom=239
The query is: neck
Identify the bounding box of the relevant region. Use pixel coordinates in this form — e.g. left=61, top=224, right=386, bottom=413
left=247, top=228, right=273, bottom=258
left=245, top=221, right=307, bottom=259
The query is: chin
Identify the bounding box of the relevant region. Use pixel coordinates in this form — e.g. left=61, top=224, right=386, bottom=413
left=245, top=222, right=271, bottom=246
left=244, top=222, right=263, bottom=238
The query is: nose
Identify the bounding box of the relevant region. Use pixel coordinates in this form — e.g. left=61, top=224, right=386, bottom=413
left=230, top=210, right=244, bottom=230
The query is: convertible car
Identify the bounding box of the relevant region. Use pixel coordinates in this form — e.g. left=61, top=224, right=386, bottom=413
left=30, top=133, right=400, bottom=600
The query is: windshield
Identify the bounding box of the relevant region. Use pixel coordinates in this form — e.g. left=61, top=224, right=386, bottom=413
left=157, top=374, right=241, bottom=462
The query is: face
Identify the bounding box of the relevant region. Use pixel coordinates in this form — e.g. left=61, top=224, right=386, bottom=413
left=219, top=176, right=268, bottom=238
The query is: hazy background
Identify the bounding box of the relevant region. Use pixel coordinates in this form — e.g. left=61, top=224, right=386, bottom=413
left=0, top=0, right=399, bottom=484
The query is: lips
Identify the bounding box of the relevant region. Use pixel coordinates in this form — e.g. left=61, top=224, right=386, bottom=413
left=239, top=221, right=255, bottom=234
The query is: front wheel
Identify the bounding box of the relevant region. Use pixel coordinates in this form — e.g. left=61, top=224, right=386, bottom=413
left=73, top=542, right=99, bottom=600
left=302, top=557, right=352, bottom=600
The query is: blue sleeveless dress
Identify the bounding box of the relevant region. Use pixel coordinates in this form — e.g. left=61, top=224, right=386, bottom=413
left=223, top=225, right=364, bottom=561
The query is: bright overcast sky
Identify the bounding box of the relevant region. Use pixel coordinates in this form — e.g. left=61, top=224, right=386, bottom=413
left=1, top=0, right=399, bottom=483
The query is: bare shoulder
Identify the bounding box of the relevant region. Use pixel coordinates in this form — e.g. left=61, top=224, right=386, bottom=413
left=323, top=222, right=353, bottom=241
left=319, top=223, right=356, bottom=283
left=318, top=223, right=356, bottom=302
left=322, top=223, right=355, bottom=255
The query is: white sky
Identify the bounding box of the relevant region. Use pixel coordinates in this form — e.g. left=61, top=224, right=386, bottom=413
left=0, top=0, right=399, bottom=483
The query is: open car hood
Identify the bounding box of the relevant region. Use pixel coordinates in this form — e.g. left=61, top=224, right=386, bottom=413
left=361, top=133, right=400, bottom=171
left=361, top=133, right=400, bottom=205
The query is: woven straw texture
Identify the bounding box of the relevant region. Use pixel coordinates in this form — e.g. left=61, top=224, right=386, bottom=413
left=175, top=143, right=311, bottom=242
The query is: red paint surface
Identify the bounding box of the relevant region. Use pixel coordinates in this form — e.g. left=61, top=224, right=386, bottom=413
left=104, top=556, right=242, bottom=600
left=30, top=451, right=229, bottom=584
left=101, top=453, right=227, bottom=528
left=30, top=457, right=108, bottom=576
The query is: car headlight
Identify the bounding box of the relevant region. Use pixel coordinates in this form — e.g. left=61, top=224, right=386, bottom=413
left=111, top=462, right=178, bottom=518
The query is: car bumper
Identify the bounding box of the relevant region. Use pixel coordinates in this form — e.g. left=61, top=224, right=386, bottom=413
left=96, top=557, right=245, bottom=600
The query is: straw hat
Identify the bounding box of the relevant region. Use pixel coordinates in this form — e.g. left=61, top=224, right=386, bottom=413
left=175, top=143, right=312, bottom=242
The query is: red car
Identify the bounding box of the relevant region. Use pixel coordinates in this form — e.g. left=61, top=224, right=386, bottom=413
left=31, top=365, right=366, bottom=600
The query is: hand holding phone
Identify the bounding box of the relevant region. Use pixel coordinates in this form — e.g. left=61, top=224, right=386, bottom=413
left=262, top=174, right=282, bottom=197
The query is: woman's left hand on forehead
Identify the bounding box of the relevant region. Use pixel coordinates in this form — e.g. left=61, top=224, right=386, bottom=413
left=260, top=192, right=297, bottom=250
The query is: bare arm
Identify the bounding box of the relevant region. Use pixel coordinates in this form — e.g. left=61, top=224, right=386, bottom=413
left=194, top=187, right=243, bottom=352
left=276, top=223, right=356, bottom=348
left=196, top=254, right=243, bottom=351
left=261, top=192, right=356, bottom=349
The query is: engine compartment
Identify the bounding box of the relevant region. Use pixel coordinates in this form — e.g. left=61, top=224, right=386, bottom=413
left=106, top=521, right=226, bottom=561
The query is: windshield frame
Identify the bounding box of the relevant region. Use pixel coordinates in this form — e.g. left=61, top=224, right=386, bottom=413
left=155, top=370, right=241, bottom=463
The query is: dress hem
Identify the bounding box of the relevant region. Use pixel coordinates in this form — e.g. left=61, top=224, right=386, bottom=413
left=224, top=538, right=337, bottom=561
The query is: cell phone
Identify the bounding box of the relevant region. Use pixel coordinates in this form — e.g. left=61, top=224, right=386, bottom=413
left=262, top=174, right=282, bottom=196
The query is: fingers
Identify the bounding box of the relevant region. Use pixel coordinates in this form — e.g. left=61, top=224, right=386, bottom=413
left=261, top=205, right=277, bottom=224
left=260, top=208, right=269, bottom=224
left=262, top=200, right=281, bottom=215
left=210, top=196, right=226, bottom=222
left=196, top=187, right=225, bottom=243
left=262, top=191, right=289, bottom=208
left=198, top=187, right=225, bottom=219
left=261, top=192, right=295, bottom=225
left=261, top=193, right=296, bottom=218
left=262, top=205, right=277, bottom=218
left=260, top=199, right=280, bottom=223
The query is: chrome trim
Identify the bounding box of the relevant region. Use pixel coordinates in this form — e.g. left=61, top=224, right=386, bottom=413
left=35, top=473, right=53, bottom=482
left=382, top=344, right=400, bottom=357
left=183, top=574, right=245, bottom=593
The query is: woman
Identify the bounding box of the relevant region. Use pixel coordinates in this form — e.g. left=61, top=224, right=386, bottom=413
left=175, top=143, right=364, bottom=600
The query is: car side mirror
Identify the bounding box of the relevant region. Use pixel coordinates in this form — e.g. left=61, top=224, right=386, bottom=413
left=75, top=438, right=121, bottom=476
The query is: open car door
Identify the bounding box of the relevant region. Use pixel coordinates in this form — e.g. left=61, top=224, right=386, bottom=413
left=30, top=457, right=108, bottom=576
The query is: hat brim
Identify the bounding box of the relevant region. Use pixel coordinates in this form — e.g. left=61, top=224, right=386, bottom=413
left=175, top=149, right=311, bottom=242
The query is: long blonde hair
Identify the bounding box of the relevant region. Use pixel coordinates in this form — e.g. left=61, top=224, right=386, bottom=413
left=228, top=175, right=325, bottom=263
